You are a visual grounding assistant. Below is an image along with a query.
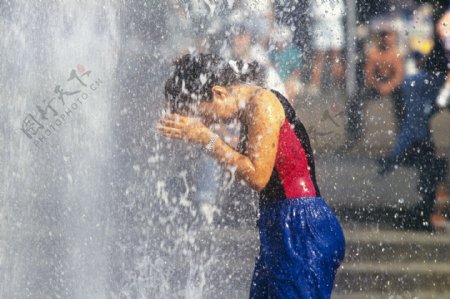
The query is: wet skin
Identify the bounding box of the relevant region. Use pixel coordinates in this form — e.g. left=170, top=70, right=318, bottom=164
left=158, top=85, right=286, bottom=192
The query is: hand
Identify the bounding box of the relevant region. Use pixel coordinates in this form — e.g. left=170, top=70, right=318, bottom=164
left=158, top=114, right=212, bottom=145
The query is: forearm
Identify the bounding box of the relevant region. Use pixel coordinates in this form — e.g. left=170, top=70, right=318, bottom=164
left=205, top=134, right=263, bottom=191
left=158, top=105, right=280, bottom=193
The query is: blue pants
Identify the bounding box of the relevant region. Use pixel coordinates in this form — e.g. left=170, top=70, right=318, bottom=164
left=250, top=197, right=345, bottom=299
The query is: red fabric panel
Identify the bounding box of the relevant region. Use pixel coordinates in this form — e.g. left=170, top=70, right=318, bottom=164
left=275, top=120, right=317, bottom=198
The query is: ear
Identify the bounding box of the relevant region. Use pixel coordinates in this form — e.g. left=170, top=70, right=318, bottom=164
left=211, top=86, right=228, bottom=101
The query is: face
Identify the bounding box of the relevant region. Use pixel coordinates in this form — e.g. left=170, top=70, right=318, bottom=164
left=378, top=31, right=397, bottom=49
left=181, top=86, right=240, bottom=124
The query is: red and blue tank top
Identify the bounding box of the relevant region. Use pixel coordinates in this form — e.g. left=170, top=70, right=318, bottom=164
left=237, top=90, right=321, bottom=202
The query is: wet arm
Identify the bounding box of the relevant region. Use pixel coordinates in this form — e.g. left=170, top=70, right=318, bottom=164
left=205, top=99, right=284, bottom=192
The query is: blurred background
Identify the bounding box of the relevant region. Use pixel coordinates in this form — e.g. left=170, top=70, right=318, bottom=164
left=2, top=0, right=450, bottom=298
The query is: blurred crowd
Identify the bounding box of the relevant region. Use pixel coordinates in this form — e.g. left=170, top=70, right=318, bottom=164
left=162, top=0, right=450, bottom=232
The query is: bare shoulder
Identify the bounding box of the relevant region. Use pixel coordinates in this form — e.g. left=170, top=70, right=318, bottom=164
left=247, top=87, right=285, bottom=127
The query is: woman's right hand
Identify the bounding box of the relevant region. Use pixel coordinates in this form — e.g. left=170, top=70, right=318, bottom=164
left=158, top=114, right=213, bottom=146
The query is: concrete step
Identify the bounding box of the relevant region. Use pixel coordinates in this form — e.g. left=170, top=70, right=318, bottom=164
left=335, top=227, right=450, bottom=294
left=332, top=290, right=450, bottom=299
left=344, top=228, right=450, bottom=263
left=336, top=261, right=450, bottom=293
left=316, top=154, right=422, bottom=210
left=195, top=226, right=450, bottom=296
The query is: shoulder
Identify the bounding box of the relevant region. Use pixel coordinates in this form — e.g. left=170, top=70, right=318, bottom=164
left=247, top=87, right=285, bottom=126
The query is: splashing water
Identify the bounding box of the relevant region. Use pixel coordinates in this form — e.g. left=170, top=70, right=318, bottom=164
left=0, top=1, right=259, bottom=298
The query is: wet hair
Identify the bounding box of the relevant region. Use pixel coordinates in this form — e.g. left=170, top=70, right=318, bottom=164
left=164, top=53, right=263, bottom=113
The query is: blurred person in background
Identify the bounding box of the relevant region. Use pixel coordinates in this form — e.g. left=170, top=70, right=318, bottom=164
left=308, top=0, right=346, bottom=95
left=412, top=0, right=450, bottom=232
left=273, top=0, right=312, bottom=69
left=364, top=29, right=405, bottom=128
left=428, top=1, right=450, bottom=232
left=226, top=19, right=286, bottom=95
left=165, top=0, right=234, bottom=55
left=230, top=0, right=275, bottom=48
left=343, top=28, right=405, bottom=150
left=436, top=4, right=450, bottom=108
left=273, top=0, right=313, bottom=96
left=269, top=24, right=303, bottom=104
left=377, top=51, right=448, bottom=231
left=375, top=0, right=450, bottom=232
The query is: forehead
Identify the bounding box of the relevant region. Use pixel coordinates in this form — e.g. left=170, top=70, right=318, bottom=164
left=176, top=100, right=215, bottom=113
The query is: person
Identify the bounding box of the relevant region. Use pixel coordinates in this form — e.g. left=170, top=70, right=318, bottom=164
left=230, top=0, right=275, bottom=48
left=377, top=52, right=448, bottom=231
left=365, top=29, right=405, bottom=128
left=343, top=28, right=405, bottom=150
left=159, top=53, right=345, bottom=298
left=435, top=5, right=450, bottom=108
left=432, top=3, right=450, bottom=233
left=269, top=24, right=303, bottom=103
left=225, top=18, right=286, bottom=95
left=309, top=0, right=346, bottom=94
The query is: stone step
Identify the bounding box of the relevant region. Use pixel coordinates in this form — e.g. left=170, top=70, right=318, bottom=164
left=197, top=226, right=450, bottom=296
left=335, top=261, right=450, bottom=294
left=337, top=227, right=450, bottom=294
left=344, top=228, right=450, bottom=263
left=332, top=290, right=450, bottom=299
left=316, top=154, right=422, bottom=210
left=316, top=153, right=432, bottom=230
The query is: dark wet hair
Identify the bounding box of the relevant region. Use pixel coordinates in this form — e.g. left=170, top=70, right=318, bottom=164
left=164, top=53, right=263, bottom=113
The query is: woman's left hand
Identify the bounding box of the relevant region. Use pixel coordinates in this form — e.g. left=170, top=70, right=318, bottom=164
left=158, top=114, right=212, bottom=145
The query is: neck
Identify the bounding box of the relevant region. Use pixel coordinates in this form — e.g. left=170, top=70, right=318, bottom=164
left=230, top=84, right=261, bottom=99
left=228, top=84, right=261, bottom=121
